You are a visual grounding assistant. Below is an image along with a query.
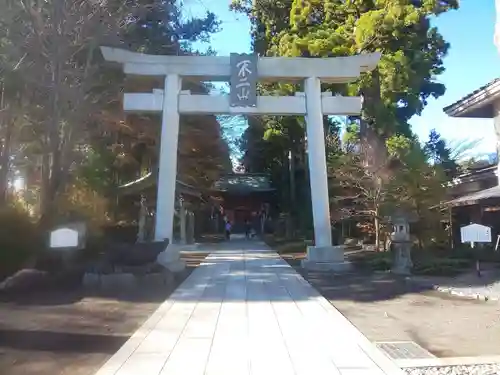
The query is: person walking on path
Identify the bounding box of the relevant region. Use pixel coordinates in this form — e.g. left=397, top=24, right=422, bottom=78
left=225, top=221, right=232, bottom=240
left=244, top=219, right=251, bottom=239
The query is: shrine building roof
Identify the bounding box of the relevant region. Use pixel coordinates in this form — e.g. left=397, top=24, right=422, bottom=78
left=118, top=171, right=202, bottom=198
left=211, top=173, right=275, bottom=194
left=443, top=78, right=500, bottom=118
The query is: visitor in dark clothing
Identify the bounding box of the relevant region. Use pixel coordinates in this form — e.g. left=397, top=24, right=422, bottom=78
left=225, top=221, right=232, bottom=240
left=245, top=219, right=251, bottom=239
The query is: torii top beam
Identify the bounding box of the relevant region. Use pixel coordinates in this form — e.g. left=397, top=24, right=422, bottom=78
left=100, top=47, right=381, bottom=83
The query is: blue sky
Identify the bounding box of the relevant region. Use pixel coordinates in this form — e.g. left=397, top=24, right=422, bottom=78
left=186, top=0, right=498, bottom=157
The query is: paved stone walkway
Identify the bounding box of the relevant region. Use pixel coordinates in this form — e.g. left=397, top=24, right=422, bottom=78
left=95, top=240, right=404, bottom=375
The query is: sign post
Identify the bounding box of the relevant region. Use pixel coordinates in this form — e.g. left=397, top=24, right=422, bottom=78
left=460, top=223, right=492, bottom=248
left=460, top=223, right=492, bottom=277
left=230, top=53, right=258, bottom=107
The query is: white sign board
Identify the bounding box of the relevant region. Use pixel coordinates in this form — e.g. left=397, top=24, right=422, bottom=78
left=460, top=223, right=491, bottom=244
left=50, top=228, right=79, bottom=248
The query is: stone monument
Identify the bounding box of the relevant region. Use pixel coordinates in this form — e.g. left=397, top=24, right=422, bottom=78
left=388, top=210, right=417, bottom=275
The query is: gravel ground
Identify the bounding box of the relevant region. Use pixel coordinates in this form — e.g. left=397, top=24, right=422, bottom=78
left=411, top=269, right=500, bottom=302
left=288, top=265, right=500, bottom=357
left=404, top=363, right=500, bottom=375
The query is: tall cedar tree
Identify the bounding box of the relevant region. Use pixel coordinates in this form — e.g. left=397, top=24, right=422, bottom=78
left=234, top=0, right=458, bottom=169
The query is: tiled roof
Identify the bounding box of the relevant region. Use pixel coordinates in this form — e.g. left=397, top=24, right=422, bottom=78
left=443, top=78, right=500, bottom=115
left=212, top=173, right=275, bottom=193
left=444, top=184, right=500, bottom=207
left=118, top=171, right=202, bottom=198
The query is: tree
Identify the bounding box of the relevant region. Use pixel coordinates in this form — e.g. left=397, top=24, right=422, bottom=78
left=119, top=0, right=227, bottom=188
left=424, top=129, right=459, bottom=179
left=232, top=0, right=458, bottom=241
left=0, top=0, right=227, bottom=226
left=0, top=0, right=133, bottom=224
left=125, top=0, right=219, bottom=55
left=330, top=129, right=394, bottom=249
left=0, top=73, right=24, bottom=204
left=233, top=0, right=458, bottom=163
left=388, top=140, right=447, bottom=248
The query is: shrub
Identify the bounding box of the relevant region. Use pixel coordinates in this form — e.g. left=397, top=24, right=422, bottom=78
left=447, top=245, right=500, bottom=263
left=352, top=252, right=392, bottom=271
left=54, top=180, right=111, bottom=236
left=413, top=258, right=471, bottom=276
left=352, top=251, right=472, bottom=276
left=0, top=206, right=44, bottom=280
left=276, top=241, right=306, bottom=254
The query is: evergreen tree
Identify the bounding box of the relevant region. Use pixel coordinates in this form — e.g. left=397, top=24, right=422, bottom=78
left=125, top=0, right=219, bottom=55
left=233, top=0, right=458, bottom=240
left=233, top=0, right=459, bottom=160
left=424, top=129, right=459, bottom=179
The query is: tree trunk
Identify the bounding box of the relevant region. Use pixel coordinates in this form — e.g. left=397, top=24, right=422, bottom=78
left=0, top=120, right=14, bottom=205
left=39, top=148, right=53, bottom=226
left=360, top=69, right=382, bottom=171
left=40, top=0, right=64, bottom=227
left=289, top=146, right=297, bottom=238
left=374, top=214, right=380, bottom=251
left=0, top=81, right=13, bottom=205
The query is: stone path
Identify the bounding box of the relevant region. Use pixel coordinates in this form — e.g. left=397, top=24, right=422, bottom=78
left=94, top=240, right=404, bottom=375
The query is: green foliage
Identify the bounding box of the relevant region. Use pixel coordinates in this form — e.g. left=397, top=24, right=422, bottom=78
left=55, top=180, right=111, bottom=234
left=423, top=129, right=459, bottom=179
left=412, top=258, right=471, bottom=276
left=232, top=0, right=459, bottom=247
left=352, top=251, right=472, bottom=276
left=0, top=206, right=43, bottom=280
left=385, top=139, right=447, bottom=247
left=342, top=121, right=360, bottom=149
left=124, top=0, right=220, bottom=55
left=386, top=134, right=413, bottom=158
left=234, top=0, right=458, bottom=138
left=78, top=146, right=117, bottom=195
left=352, top=251, right=392, bottom=272
left=445, top=245, right=500, bottom=263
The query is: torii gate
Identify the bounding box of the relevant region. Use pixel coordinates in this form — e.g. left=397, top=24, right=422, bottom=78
left=101, top=47, right=380, bottom=271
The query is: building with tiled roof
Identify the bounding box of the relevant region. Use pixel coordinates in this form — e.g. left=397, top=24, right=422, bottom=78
left=440, top=10, right=500, bottom=244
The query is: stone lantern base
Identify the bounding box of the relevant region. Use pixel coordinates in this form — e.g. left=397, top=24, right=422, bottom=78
left=391, top=241, right=413, bottom=275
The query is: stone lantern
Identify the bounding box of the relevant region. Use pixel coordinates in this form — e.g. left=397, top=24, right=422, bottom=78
left=388, top=209, right=418, bottom=275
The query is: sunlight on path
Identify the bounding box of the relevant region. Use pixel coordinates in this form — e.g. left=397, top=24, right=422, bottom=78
left=94, top=240, right=404, bottom=375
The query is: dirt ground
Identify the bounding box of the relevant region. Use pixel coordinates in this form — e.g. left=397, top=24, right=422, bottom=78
left=2, top=246, right=499, bottom=375
left=0, top=254, right=205, bottom=375
left=285, top=254, right=500, bottom=358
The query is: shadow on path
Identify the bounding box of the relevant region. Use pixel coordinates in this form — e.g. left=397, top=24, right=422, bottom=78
left=0, top=328, right=127, bottom=354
